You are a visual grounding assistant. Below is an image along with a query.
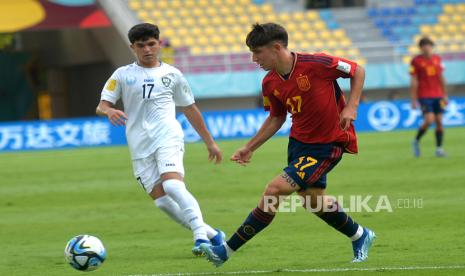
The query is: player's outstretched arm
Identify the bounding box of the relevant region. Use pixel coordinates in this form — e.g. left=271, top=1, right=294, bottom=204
left=182, top=104, right=222, bottom=164
left=231, top=114, right=287, bottom=166
left=96, top=100, right=128, bottom=126
left=439, top=74, right=448, bottom=104
left=340, top=65, right=365, bottom=131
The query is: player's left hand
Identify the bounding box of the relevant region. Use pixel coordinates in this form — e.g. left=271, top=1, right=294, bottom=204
left=340, top=106, right=357, bottom=131
left=207, top=143, right=222, bottom=164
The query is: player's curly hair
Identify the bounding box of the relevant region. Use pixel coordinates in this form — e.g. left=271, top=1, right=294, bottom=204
left=246, top=23, right=288, bottom=49
left=418, top=37, right=434, bottom=47
left=128, top=23, right=160, bottom=44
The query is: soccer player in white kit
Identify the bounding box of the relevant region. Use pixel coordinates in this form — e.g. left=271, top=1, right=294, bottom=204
left=96, top=23, right=225, bottom=255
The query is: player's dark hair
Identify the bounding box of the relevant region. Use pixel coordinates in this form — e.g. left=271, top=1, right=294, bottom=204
left=246, top=23, right=288, bottom=49
left=418, top=37, right=434, bottom=47
left=128, top=23, right=160, bottom=44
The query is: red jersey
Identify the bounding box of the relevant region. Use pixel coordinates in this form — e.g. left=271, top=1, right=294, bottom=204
left=262, top=52, right=358, bottom=154
left=410, top=54, right=444, bottom=99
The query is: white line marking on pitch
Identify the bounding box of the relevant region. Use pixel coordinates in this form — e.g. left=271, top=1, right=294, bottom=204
left=128, top=265, right=465, bottom=276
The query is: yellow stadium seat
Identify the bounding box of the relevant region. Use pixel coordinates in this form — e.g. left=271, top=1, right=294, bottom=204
left=191, top=27, right=203, bottom=36
left=333, top=29, right=346, bottom=38
left=182, top=36, right=195, bottom=46
left=279, top=13, right=291, bottom=22
left=183, top=17, right=196, bottom=26
left=137, top=10, right=149, bottom=21
left=408, top=45, right=418, bottom=54
left=170, top=0, right=182, bottom=9
left=293, top=12, right=305, bottom=21
left=433, top=25, right=444, bottom=33
left=151, top=10, right=162, bottom=19
left=340, top=38, right=351, bottom=47
left=184, top=0, right=195, bottom=8
left=238, top=15, right=250, bottom=24
left=458, top=3, right=465, bottom=12
left=299, top=21, right=311, bottom=30
left=170, top=37, right=182, bottom=47
left=155, top=0, right=168, bottom=9
left=206, top=7, right=218, bottom=17
left=452, top=14, right=463, bottom=23
left=234, top=5, right=245, bottom=14
left=319, top=30, right=331, bottom=40
left=293, top=32, right=304, bottom=42
left=231, top=44, right=242, bottom=53
left=452, top=32, right=464, bottom=41
left=197, top=17, right=209, bottom=26
left=219, top=6, right=231, bottom=16
left=192, top=8, right=203, bottom=17
left=347, top=48, right=360, bottom=56
left=211, top=17, right=223, bottom=25
left=170, top=18, right=182, bottom=28
left=357, top=58, right=366, bottom=66
left=460, top=23, right=465, bottom=32
left=420, top=25, right=432, bottom=33
left=443, top=4, right=454, bottom=14
left=286, top=22, right=298, bottom=32
left=156, top=18, right=169, bottom=28
left=252, top=14, right=264, bottom=23
left=239, top=0, right=250, bottom=5
left=225, top=16, right=236, bottom=25
left=204, top=26, right=216, bottom=36
left=224, top=34, right=236, bottom=44
left=288, top=41, right=297, bottom=50
left=211, top=0, right=224, bottom=6
left=333, top=49, right=346, bottom=57
left=306, top=11, right=319, bottom=20
left=197, top=37, right=209, bottom=46
left=197, top=0, right=209, bottom=7
left=446, top=24, right=458, bottom=33
left=313, top=41, right=325, bottom=50
left=305, top=31, right=318, bottom=40
left=203, top=46, right=216, bottom=55
left=177, top=28, right=189, bottom=37
left=438, top=33, right=451, bottom=42
left=217, top=45, right=229, bottom=54
left=265, top=14, right=278, bottom=22
left=326, top=40, right=337, bottom=49
left=164, top=9, right=176, bottom=18
left=211, top=35, right=223, bottom=45
left=438, top=14, right=450, bottom=24
left=191, top=47, right=202, bottom=55
left=448, top=43, right=460, bottom=52
left=163, top=28, right=175, bottom=38
left=313, top=20, right=327, bottom=30
left=299, top=41, right=311, bottom=50
left=436, top=44, right=447, bottom=53
left=403, top=55, right=412, bottom=64
left=231, top=25, right=243, bottom=35
left=261, top=4, right=273, bottom=13
left=178, top=9, right=190, bottom=18
left=247, top=5, right=259, bottom=14
left=128, top=0, right=141, bottom=10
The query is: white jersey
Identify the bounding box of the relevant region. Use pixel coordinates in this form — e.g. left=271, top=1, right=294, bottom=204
left=100, top=62, right=195, bottom=160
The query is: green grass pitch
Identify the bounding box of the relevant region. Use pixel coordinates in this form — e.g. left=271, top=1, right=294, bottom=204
left=1, top=128, right=465, bottom=276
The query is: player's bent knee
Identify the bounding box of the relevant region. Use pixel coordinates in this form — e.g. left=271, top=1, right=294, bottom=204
left=162, top=179, right=186, bottom=196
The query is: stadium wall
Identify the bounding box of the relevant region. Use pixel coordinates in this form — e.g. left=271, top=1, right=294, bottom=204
left=1, top=97, right=464, bottom=152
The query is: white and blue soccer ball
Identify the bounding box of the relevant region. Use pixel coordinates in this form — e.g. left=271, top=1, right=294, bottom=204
left=64, top=235, right=106, bottom=271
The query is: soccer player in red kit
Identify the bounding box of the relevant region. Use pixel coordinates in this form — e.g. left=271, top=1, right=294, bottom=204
left=410, top=37, right=447, bottom=157
left=199, top=23, right=375, bottom=266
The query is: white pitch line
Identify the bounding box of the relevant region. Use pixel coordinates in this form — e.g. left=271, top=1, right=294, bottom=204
left=127, top=265, right=465, bottom=276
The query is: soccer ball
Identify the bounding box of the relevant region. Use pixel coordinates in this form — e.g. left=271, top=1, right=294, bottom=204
left=64, top=235, right=106, bottom=271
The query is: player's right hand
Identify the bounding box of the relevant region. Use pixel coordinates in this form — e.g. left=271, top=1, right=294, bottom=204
left=230, top=146, right=253, bottom=166
left=107, top=109, right=128, bottom=126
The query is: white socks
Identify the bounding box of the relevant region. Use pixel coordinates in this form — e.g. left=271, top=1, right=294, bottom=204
left=155, top=195, right=189, bottom=229
left=155, top=195, right=218, bottom=239
left=350, top=225, right=364, bottom=241
left=162, top=179, right=210, bottom=241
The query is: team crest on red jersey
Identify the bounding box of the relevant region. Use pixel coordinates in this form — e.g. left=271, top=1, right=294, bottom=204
left=296, top=75, right=311, bottom=91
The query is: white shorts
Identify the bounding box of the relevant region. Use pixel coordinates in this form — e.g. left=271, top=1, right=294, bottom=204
left=132, top=144, right=185, bottom=194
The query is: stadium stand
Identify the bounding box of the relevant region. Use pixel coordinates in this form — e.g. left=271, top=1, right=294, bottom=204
left=126, top=0, right=364, bottom=73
